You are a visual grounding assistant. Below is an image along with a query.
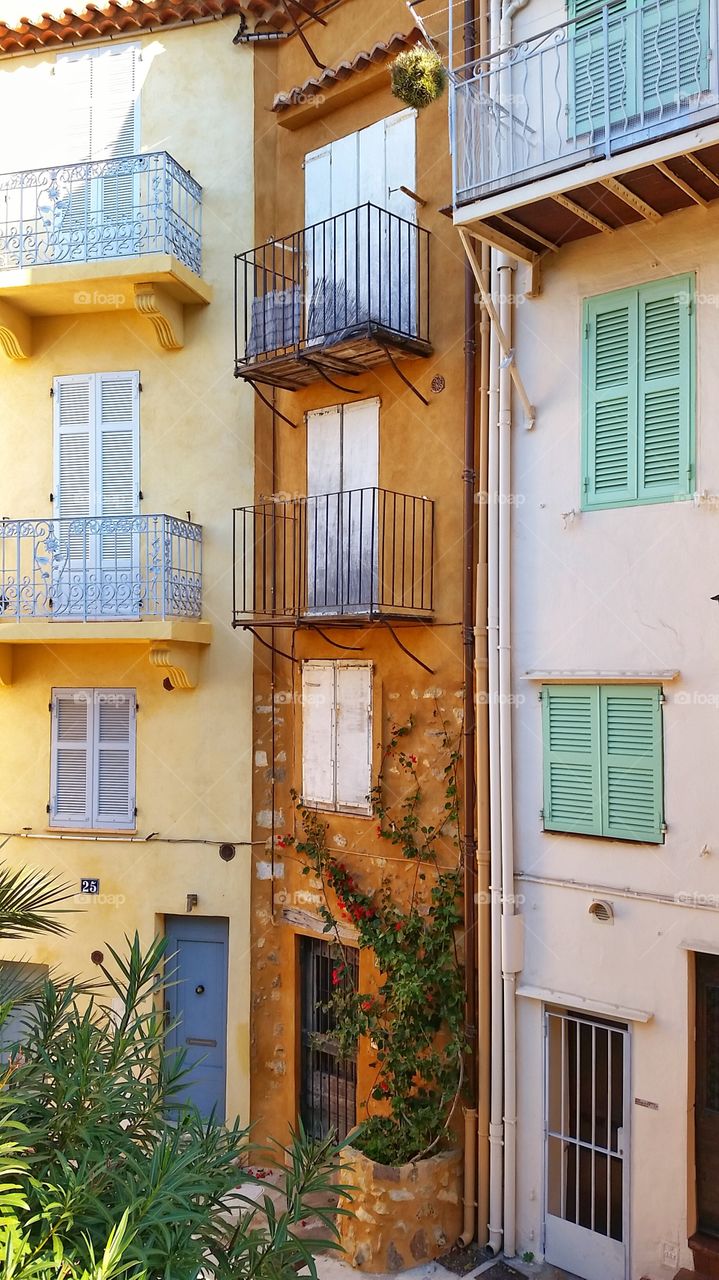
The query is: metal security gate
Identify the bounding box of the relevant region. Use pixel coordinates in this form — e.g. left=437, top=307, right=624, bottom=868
left=545, top=1009, right=629, bottom=1280
left=300, top=937, right=358, bottom=1140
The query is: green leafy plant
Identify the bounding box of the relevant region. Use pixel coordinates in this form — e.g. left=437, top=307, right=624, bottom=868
left=0, top=863, right=351, bottom=1279
left=390, top=46, right=448, bottom=111
left=284, top=712, right=466, bottom=1167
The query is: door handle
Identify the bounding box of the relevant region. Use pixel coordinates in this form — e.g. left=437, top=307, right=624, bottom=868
left=185, top=1037, right=217, bottom=1047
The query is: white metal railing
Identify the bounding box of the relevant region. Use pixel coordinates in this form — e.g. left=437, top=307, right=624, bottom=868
left=0, top=515, right=202, bottom=622
left=452, top=0, right=718, bottom=202
left=0, top=152, right=202, bottom=274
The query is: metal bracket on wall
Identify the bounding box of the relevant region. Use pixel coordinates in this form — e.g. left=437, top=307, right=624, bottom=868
left=381, top=620, right=434, bottom=675
left=239, top=624, right=299, bottom=664
left=244, top=379, right=299, bottom=429
left=381, top=345, right=430, bottom=406
left=306, top=625, right=364, bottom=651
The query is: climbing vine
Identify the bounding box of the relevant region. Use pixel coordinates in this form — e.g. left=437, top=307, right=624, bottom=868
left=282, top=710, right=466, bottom=1167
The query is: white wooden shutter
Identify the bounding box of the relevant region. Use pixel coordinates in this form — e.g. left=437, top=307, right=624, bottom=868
left=383, top=111, right=417, bottom=221
left=50, top=690, right=92, bottom=828
left=335, top=664, right=372, bottom=812
left=301, top=663, right=336, bottom=808
left=97, top=372, right=140, bottom=527
left=54, top=376, right=92, bottom=522
left=93, top=690, right=136, bottom=829
left=56, top=45, right=139, bottom=162
left=304, top=145, right=332, bottom=227
left=307, top=406, right=342, bottom=497
left=55, top=53, right=93, bottom=164
left=341, top=398, right=379, bottom=491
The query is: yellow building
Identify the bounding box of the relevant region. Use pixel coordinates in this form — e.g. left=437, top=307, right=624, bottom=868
left=0, top=2, right=255, bottom=1124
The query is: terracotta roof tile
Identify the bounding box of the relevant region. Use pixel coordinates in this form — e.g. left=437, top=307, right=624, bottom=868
left=272, top=26, right=424, bottom=111
left=0, top=1, right=325, bottom=54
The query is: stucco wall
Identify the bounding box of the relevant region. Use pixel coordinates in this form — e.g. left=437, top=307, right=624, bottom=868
left=511, top=201, right=719, bottom=1277
left=247, top=1, right=471, bottom=1147
left=0, top=18, right=255, bottom=1124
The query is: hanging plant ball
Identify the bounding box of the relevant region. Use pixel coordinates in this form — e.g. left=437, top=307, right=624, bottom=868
left=390, top=46, right=448, bottom=111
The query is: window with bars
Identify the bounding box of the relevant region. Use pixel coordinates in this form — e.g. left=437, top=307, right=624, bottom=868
left=541, top=684, right=664, bottom=843
left=581, top=275, right=694, bottom=510
left=50, top=688, right=136, bottom=830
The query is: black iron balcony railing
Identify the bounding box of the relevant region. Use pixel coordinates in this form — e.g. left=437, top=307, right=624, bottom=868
left=233, top=488, right=434, bottom=624
left=0, top=514, right=202, bottom=622
left=452, top=0, right=719, bottom=202
left=0, top=152, right=202, bottom=275
left=234, top=204, right=431, bottom=387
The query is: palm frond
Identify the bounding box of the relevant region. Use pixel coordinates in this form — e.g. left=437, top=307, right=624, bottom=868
left=0, top=865, right=74, bottom=941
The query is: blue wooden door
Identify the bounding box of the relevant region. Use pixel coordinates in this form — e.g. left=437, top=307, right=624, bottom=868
left=165, top=916, right=228, bottom=1121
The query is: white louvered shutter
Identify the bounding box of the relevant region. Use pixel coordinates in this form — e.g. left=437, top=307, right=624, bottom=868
left=302, top=663, right=336, bottom=808
left=55, top=53, right=93, bottom=164
left=51, top=690, right=92, bottom=828
left=54, top=376, right=93, bottom=569
left=306, top=407, right=342, bottom=611
left=93, top=690, right=136, bottom=829
left=97, top=372, right=139, bottom=565
left=335, top=664, right=372, bottom=813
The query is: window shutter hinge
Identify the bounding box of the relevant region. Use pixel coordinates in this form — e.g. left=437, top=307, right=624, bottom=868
left=661, top=821, right=668, bottom=834
left=134, top=806, right=138, bottom=817
left=139, top=382, right=143, bottom=393
left=46, top=803, right=51, bottom=814
left=138, top=491, right=143, bottom=501
left=49, top=386, right=54, bottom=397
left=658, top=690, right=666, bottom=704
left=538, top=689, right=544, bottom=701
left=688, top=298, right=694, bottom=316
left=583, top=476, right=589, bottom=493
left=585, top=321, right=590, bottom=340
left=48, top=701, right=53, bottom=713
left=539, top=808, right=545, bottom=821
left=49, top=493, right=54, bottom=504
left=135, top=702, right=140, bottom=711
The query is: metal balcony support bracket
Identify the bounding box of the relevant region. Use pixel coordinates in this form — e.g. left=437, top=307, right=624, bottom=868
left=149, top=642, right=201, bottom=690
left=381, top=345, right=430, bottom=406
left=381, top=619, right=434, bottom=676
left=134, top=284, right=184, bottom=352
left=0, top=647, right=13, bottom=687
left=458, top=229, right=536, bottom=430
left=0, top=300, right=31, bottom=361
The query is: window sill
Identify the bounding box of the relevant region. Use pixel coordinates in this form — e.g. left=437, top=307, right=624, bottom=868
left=542, top=825, right=664, bottom=847
left=46, top=827, right=139, bottom=838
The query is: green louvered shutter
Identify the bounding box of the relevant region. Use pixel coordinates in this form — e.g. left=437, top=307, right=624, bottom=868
left=584, top=290, right=637, bottom=508
left=641, top=0, right=709, bottom=114
left=542, top=686, right=601, bottom=835
left=571, top=0, right=635, bottom=136
left=638, top=277, right=694, bottom=502
left=600, top=686, right=664, bottom=842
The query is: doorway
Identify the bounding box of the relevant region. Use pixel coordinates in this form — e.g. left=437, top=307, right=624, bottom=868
left=696, top=951, right=719, bottom=1235
left=545, top=1008, right=629, bottom=1280
left=299, top=936, right=358, bottom=1140
left=165, top=916, right=229, bottom=1121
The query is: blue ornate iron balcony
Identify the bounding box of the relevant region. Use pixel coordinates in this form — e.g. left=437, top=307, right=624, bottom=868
left=0, top=514, right=202, bottom=622
left=452, top=0, right=719, bottom=203
left=0, top=152, right=202, bottom=275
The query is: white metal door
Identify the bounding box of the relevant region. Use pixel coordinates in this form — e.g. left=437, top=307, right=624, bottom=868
left=306, top=400, right=379, bottom=614
left=544, top=1009, right=629, bottom=1280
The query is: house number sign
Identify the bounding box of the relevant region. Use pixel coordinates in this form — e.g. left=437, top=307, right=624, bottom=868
left=80, top=879, right=100, bottom=895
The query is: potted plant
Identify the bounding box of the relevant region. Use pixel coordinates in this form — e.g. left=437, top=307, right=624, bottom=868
left=285, top=713, right=466, bottom=1272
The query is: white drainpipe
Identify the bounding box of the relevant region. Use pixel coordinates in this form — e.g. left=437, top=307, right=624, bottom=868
left=498, top=255, right=520, bottom=1259
left=485, top=0, right=528, bottom=1256
left=486, top=257, right=503, bottom=1257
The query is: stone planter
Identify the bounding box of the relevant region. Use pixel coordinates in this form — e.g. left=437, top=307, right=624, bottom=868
left=338, top=1144, right=463, bottom=1272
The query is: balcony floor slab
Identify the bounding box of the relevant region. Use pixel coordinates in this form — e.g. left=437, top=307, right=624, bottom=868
left=0, top=253, right=212, bottom=317
left=0, top=618, right=212, bottom=646
left=236, top=324, right=433, bottom=391
left=454, top=120, right=719, bottom=258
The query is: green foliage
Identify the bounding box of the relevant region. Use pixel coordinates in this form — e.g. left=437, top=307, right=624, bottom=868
left=0, top=865, right=350, bottom=1279
left=286, top=713, right=466, bottom=1167
left=390, top=46, right=448, bottom=111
